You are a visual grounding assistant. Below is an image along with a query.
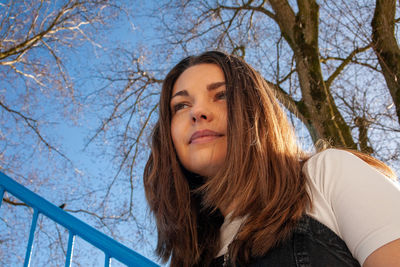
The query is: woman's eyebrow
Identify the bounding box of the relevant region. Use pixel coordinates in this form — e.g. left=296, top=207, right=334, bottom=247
left=207, top=81, right=226, bottom=91
left=171, top=90, right=188, bottom=99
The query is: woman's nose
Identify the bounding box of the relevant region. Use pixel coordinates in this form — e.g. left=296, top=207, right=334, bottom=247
left=191, top=103, right=213, bottom=123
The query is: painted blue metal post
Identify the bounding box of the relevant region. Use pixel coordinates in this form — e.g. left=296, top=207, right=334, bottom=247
left=105, top=254, right=111, bottom=267
left=23, top=208, right=39, bottom=267
left=0, top=186, right=4, bottom=208
left=65, top=232, right=75, bottom=267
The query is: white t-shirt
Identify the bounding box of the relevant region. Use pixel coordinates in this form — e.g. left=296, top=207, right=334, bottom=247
left=217, top=149, right=400, bottom=265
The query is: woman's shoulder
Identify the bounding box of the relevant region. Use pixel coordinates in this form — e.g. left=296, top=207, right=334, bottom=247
left=305, top=148, right=359, bottom=166
left=303, top=148, right=366, bottom=183
left=304, top=148, right=396, bottom=183
left=303, top=148, right=400, bottom=265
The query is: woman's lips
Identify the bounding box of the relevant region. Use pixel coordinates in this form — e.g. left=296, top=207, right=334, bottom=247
left=189, top=129, right=224, bottom=144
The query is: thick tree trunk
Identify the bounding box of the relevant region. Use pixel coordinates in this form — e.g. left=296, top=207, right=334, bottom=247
left=269, top=0, right=356, bottom=148
left=371, top=0, right=400, bottom=125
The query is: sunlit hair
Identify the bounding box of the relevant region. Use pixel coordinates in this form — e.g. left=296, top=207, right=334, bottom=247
left=143, top=51, right=396, bottom=266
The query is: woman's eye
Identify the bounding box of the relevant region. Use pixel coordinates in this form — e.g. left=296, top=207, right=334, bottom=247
left=215, top=91, right=226, bottom=100
left=173, top=103, right=189, bottom=112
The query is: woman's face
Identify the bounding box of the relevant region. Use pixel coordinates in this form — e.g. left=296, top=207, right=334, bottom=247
left=170, top=63, right=228, bottom=177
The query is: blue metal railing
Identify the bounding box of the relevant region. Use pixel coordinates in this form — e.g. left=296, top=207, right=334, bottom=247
left=0, top=171, right=159, bottom=267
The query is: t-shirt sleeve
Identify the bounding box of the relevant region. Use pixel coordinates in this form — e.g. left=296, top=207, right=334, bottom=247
left=304, top=149, right=400, bottom=265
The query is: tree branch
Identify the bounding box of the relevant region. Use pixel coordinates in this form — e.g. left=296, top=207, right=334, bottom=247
left=0, top=2, right=81, bottom=61
left=325, top=44, right=372, bottom=87
left=0, top=100, right=71, bottom=162
left=2, top=197, right=28, bottom=207
left=265, top=79, right=307, bottom=125
left=217, top=1, right=275, bottom=20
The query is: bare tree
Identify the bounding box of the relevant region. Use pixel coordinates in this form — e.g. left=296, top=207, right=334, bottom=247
left=0, top=0, right=117, bottom=162
left=371, top=0, right=400, bottom=125
left=2, top=0, right=400, bottom=265
left=0, top=0, right=118, bottom=182
left=123, top=0, right=399, bottom=161
left=0, top=1, right=159, bottom=265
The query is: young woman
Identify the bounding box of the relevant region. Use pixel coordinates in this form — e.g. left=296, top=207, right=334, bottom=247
left=143, top=51, right=400, bottom=266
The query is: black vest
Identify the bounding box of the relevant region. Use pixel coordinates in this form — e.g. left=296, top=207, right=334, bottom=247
left=210, top=216, right=361, bottom=267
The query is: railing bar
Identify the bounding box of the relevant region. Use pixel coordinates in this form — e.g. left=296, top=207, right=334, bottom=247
left=104, top=254, right=111, bottom=267
left=23, top=208, right=39, bottom=267
left=65, top=232, right=75, bottom=267
left=0, top=186, right=4, bottom=208
left=0, top=171, right=159, bottom=266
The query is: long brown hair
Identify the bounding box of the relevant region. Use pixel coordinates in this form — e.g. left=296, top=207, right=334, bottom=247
left=143, top=51, right=395, bottom=266
left=144, top=51, right=309, bottom=266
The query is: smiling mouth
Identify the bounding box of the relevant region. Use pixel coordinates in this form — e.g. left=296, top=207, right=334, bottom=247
left=189, top=130, right=224, bottom=144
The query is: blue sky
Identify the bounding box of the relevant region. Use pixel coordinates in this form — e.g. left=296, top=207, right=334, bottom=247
left=2, top=1, right=400, bottom=266
left=0, top=1, right=165, bottom=265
